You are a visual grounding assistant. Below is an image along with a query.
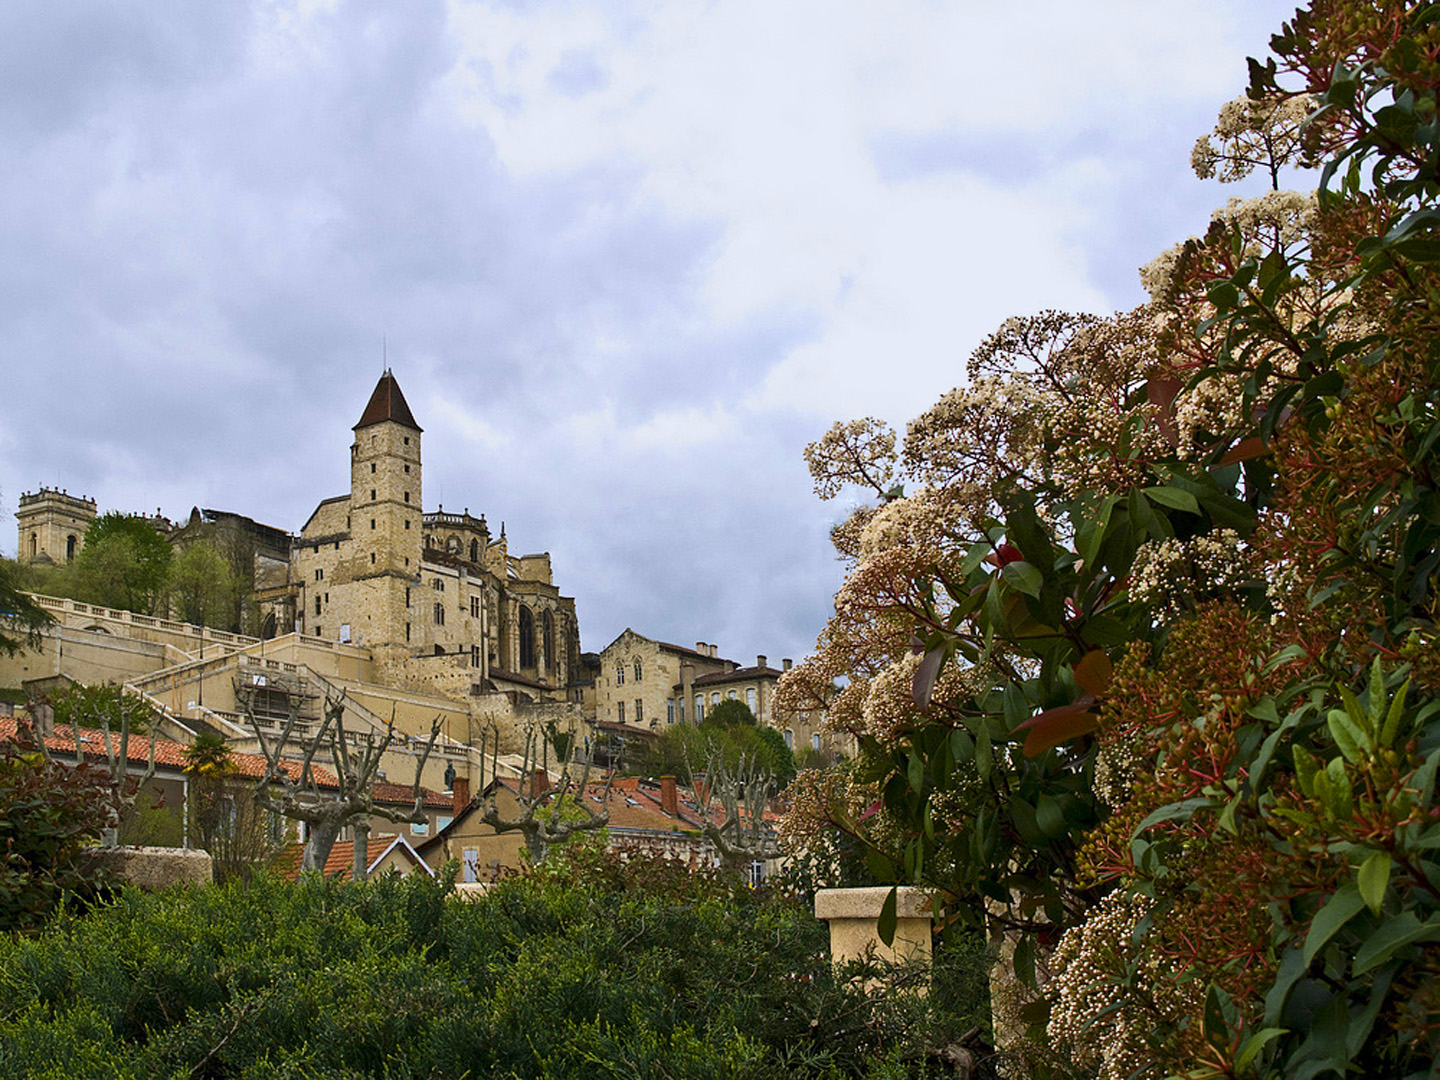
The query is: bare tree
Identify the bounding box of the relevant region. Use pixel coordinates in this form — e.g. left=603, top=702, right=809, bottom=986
left=479, top=722, right=613, bottom=864
left=688, top=742, right=783, bottom=871
left=247, top=692, right=441, bottom=877
left=31, top=688, right=158, bottom=848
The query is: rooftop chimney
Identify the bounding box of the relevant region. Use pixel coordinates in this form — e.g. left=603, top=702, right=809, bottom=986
left=530, top=768, right=552, bottom=800
left=757, top=655, right=767, bottom=669
left=782, top=658, right=792, bottom=671
left=660, top=775, right=678, bottom=817
left=709, top=644, right=717, bottom=658
left=696, top=641, right=706, bottom=654
left=451, top=775, right=471, bottom=818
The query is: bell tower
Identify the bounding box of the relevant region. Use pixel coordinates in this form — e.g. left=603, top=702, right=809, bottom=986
left=349, top=370, right=423, bottom=658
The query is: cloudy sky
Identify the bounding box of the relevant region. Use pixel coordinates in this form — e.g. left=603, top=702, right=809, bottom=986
left=0, top=0, right=1302, bottom=663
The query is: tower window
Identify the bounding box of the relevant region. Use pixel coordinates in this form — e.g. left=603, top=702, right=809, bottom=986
left=370, top=463, right=376, bottom=473
left=371, top=553, right=376, bottom=565
left=370, top=489, right=376, bottom=500
left=315, top=597, right=322, bottom=616
left=470, top=540, right=479, bottom=561
left=315, top=569, right=323, bottom=581
left=404, top=520, right=410, bottom=529
left=405, top=623, right=411, bottom=642
left=404, top=492, right=409, bottom=502
left=66, top=535, right=77, bottom=561
left=434, top=603, right=445, bottom=626
left=404, top=437, right=410, bottom=445
left=518, top=607, right=535, bottom=668
left=371, top=519, right=376, bottom=530
left=615, top=663, right=624, bottom=687
left=404, top=464, right=410, bottom=474
left=633, top=659, right=642, bottom=681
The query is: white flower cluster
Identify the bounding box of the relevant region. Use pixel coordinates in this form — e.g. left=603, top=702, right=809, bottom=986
left=1211, top=190, right=1317, bottom=259
left=1192, top=93, right=1318, bottom=184
left=1172, top=372, right=1250, bottom=458
left=1048, top=892, right=1196, bottom=1080
left=1130, top=529, right=1249, bottom=620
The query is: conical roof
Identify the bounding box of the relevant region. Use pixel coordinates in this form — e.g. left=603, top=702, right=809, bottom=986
left=353, top=370, right=421, bottom=432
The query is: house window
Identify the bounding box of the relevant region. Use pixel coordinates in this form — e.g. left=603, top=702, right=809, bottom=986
left=695, top=695, right=704, bottom=722
left=633, top=659, right=642, bottom=681
left=462, top=847, right=478, bottom=883
left=315, top=568, right=323, bottom=581
left=315, top=625, right=321, bottom=637
left=785, top=730, right=794, bottom=749
left=471, top=645, right=480, bottom=668
left=678, top=698, right=685, bottom=723
left=746, top=687, right=756, bottom=711
left=434, top=603, right=445, bottom=626
left=432, top=578, right=444, bottom=591
left=618, top=701, right=625, bottom=723
left=813, top=733, right=821, bottom=750
left=315, top=597, right=322, bottom=616
left=711, top=692, right=720, bottom=706
left=615, top=663, right=625, bottom=686
left=635, top=699, right=643, bottom=724
left=727, top=690, right=736, bottom=701
left=412, top=819, right=428, bottom=835
left=471, top=596, right=480, bottom=618
left=667, top=699, right=675, bottom=724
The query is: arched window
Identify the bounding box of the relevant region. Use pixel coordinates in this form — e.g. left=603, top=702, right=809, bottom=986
left=542, top=610, right=554, bottom=670
left=470, top=539, right=479, bottom=562
left=434, top=602, right=445, bottom=626
left=633, top=658, right=642, bottom=682
left=65, top=535, right=77, bottom=561
left=447, top=536, right=459, bottom=554
left=518, top=606, right=535, bottom=668
left=615, top=663, right=624, bottom=686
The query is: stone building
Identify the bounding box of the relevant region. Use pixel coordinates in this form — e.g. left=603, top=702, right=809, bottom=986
left=259, top=371, right=582, bottom=704
left=594, top=628, right=834, bottom=755
left=15, top=489, right=96, bottom=566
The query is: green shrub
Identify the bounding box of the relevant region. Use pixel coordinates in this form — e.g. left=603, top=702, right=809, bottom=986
left=0, top=858, right=994, bottom=1078
left=0, top=729, right=117, bottom=932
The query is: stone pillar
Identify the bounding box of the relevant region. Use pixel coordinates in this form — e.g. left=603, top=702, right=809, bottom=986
left=814, top=886, right=933, bottom=966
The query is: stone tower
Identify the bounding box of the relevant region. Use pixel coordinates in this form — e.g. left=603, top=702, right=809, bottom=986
left=349, top=371, right=423, bottom=663
left=16, top=489, right=97, bottom=565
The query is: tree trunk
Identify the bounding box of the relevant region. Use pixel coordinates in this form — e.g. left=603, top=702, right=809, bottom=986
left=524, top=829, right=548, bottom=865
left=303, top=819, right=342, bottom=872
left=352, top=819, right=371, bottom=881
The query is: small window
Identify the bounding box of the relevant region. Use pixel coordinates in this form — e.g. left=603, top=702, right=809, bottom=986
left=470, top=596, right=480, bottom=618
left=371, top=519, right=376, bottom=530
left=405, top=623, right=411, bottom=642
left=370, top=489, right=376, bottom=500
left=471, top=645, right=480, bottom=668
left=403, top=491, right=409, bottom=502
left=746, top=687, right=756, bottom=711
left=412, top=819, right=428, bottom=836
left=404, top=464, right=410, bottom=474
left=370, top=463, right=376, bottom=474
left=618, top=701, right=625, bottom=723
left=404, top=520, right=410, bottom=529
left=813, top=733, right=821, bottom=750
left=371, top=553, right=376, bottom=565
left=315, top=568, right=323, bottom=581
left=667, top=699, right=675, bottom=724
left=405, top=587, right=411, bottom=606
left=784, top=730, right=794, bottom=749
left=635, top=699, right=643, bottom=723
left=470, top=540, right=479, bottom=561
left=615, top=664, right=625, bottom=686
left=634, top=659, right=642, bottom=681
left=695, top=695, right=704, bottom=722
left=315, top=596, right=322, bottom=616
left=727, top=690, right=736, bottom=701
left=711, top=692, right=720, bottom=706
left=315, top=625, right=321, bottom=637
left=403, top=436, right=410, bottom=445
left=434, top=603, right=445, bottom=626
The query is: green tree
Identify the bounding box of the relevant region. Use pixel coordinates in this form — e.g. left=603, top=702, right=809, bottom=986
left=68, top=513, right=172, bottom=615
left=779, top=2, right=1440, bottom=1073
left=168, top=539, right=238, bottom=629
left=0, top=558, right=52, bottom=656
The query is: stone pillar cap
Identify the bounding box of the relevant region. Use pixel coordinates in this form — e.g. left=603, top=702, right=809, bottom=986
left=814, top=886, right=934, bottom=921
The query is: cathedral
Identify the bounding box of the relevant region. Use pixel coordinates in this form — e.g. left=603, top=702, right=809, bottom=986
left=16, top=372, right=583, bottom=710
left=258, top=371, right=581, bottom=702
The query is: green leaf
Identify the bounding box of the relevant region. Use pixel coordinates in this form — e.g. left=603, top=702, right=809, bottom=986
left=1235, top=1027, right=1288, bottom=1073
left=1327, top=708, right=1368, bottom=763
left=1001, top=560, right=1043, bottom=599
left=1293, top=745, right=1319, bottom=797
left=975, top=725, right=993, bottom=779
left=1132, top=797, right=1213, bottom=837
left=906, top=750, right=924, bottom=795
left=1013, top=934, right=1037, bottom=987
left=1303, top=883, right=1366, bottom=965
left=877, top=886, right=898, bottom=948
left=1380, top=678, right=1410, bottom=747
left=1035, top=794, right=1066, bottom=839
left=1142, top=486, right=1200, bottom=513
left=1352, top=911, right=1440, bottom=976
left=1357, top=851, right=1391, bottom=916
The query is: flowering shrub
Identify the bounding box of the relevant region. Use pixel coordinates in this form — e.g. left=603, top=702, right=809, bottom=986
left=779, top=1, right=1440, bottom=1074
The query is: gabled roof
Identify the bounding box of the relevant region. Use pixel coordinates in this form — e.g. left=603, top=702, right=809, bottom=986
left=353, top=370, right=422, bottom=433
left=273, top=833, right=433, bottom=881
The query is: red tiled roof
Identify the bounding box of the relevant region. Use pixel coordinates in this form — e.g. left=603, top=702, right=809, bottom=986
left=0, top=719, right=448, bottom=808
left=273, top=833, right=430, bottom=881
left=353, top=371, right=421, bottom=432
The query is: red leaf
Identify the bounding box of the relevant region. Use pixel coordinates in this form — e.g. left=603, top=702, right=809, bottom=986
left=1014, top=698, right=1100, bottom=757
left=1219, top=436, right=1269, bottom=466
left=1074, top=650, right=1113, bottom=697
left=858, top=798, right=884, bottom=823
left=1147, top=376, right=1182, bottom=448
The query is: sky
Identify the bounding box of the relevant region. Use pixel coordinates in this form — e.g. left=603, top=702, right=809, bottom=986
left=0, top=0, right=1305, bottom=665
